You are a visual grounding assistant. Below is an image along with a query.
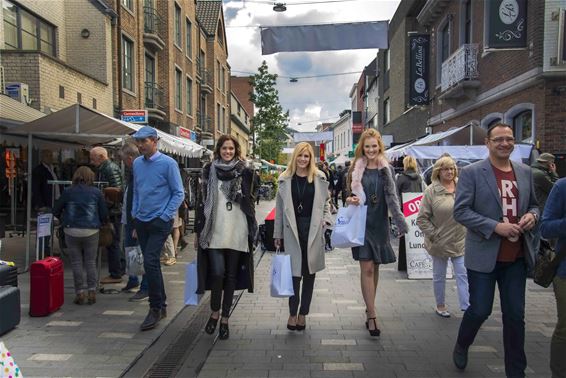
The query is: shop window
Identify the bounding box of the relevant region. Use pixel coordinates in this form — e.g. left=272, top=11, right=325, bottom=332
left=513, top=110, right=532, bottom=142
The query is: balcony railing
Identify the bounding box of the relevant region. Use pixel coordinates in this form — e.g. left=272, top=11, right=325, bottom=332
left=144, top=6, right=163, bottom=36
left=196, top=111, right=212, bottom=132
left=144, top=82, right=165, bottom=111
left=441, top=44, right=479, bottom=92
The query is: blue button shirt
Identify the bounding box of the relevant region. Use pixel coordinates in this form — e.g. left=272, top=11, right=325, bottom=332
left=540, top=178, right=566, bottom=277
left=132, top=151, right=184, bottom=222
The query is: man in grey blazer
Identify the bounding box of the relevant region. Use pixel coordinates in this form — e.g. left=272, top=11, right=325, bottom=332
left=452, top=124, right=539, bottom=377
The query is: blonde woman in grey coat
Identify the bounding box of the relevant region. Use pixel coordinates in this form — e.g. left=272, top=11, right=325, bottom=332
left=274, top=142, right=333, bottom=331
left=417, top=156, right=469, bottom=317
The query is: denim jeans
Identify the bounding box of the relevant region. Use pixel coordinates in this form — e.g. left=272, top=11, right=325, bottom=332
left=457, top=259, right=527, bottom=378
left=107, top=216, right=124, bottom=278
left=431, top=255, right=469, bottom=311
left=552, top=276, right=566, bottom=378
left=134, top=217, right=173, bottom=310
left=65, top=232, right=99, bottom=293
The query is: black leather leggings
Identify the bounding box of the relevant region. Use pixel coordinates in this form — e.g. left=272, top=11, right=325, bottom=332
left=208, top=249, right=241, bottom=318
left=289, top=216, right=316, bottom=316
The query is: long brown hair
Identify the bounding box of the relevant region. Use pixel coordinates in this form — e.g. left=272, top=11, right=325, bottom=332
left=72, top=166, right=95, bottom=186
left=347, top=128, right=386, bottom=191
left=213, top=134, right=242, bottom=161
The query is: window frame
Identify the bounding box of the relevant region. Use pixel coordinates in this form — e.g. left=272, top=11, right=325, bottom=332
left=186, top=75, right=193, bottom=116
left=174, top=3, right=182, bottom=49
left=185, top=17, right=192, bottom=60
left=2, top=0, right=56, bottom=56
left=436, top=15, right=452, bottom=88
left=121, top=0, right=133, bottom=12
left=383, top=97, right=391, bottom=125
left=121, top=34, right=135, bottom=93
left=459, top=0, right=472, bottom=46
left=174, top=66, right=183, bottom=112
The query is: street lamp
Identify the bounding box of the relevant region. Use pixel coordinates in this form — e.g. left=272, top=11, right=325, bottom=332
left=273, top=3, right=287, bottom=12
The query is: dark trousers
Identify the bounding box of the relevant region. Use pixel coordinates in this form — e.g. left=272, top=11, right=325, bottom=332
left=135, top=217, right=173, bottom=310
left=208, top=249, right=242, bottom=318
left=289, top=216, right=316, bottom=316
left=107, top=216, right=124, bottom=278
left=457, top=259, right=527, bottom=378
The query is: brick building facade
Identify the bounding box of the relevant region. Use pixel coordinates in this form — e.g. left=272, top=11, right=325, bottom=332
left=418, top=0, right=566, bottom=157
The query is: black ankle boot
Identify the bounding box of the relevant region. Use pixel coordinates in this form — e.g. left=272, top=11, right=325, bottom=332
left=219, top=322, right=229, bottom=340
left=140, top=308, right=162, bottom=331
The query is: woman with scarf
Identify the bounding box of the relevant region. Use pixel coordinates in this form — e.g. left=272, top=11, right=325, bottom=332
left=274, top=142, right=333, bottom=331
left=196, top=135, right=256, bottom=340
left=346, top=128, right=408, bottom=336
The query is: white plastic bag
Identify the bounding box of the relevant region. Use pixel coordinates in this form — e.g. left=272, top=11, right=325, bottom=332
left=330, top=205, right=367, bottom=248
left=270, top=251, right=294, bottom=298
left=125, top=246, right=144, bottom=276
left=184, top=259, right=202, bottom=305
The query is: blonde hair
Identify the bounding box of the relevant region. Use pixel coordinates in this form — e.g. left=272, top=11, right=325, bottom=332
left=281, top=142, right=318, bottom=183
left=403, top=155, right=418, bottom=172
left=431, top=156, right=458, bottom=182
left=348, top=128, right=386, bottom=188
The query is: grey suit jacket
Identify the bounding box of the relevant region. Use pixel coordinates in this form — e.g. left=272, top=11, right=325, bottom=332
left=453, top=158, right=539, bottom=273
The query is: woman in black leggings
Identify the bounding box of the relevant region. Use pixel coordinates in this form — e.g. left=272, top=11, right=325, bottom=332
left=196, top=135, right=256, bottom=340
left=274, top=142, right=332, bottom=331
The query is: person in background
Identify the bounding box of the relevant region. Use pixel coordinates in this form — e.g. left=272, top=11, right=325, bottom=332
left=132, top=127, right=185, bottom=331
left=197, top=135, right=256, bottom=340
left=532, top=152, right=559, bottom=217
left=120, top=143, right=148, bottom=301
left=396, top=155, right=425, bottom=271
left=452, top=123, right=539, bottom=377
left=90, top=146, right=124, bottom=285
left=32, top=150, right=62, bottom=256
left=254, top=170, right=262, bottom=205
left=346, top=128, right=408, bottom=336
left=540, top=178, right=566, bottom=378
left=341, top=161, right=351, bottom=207
left=417, top=156, right=469, bottom=317
left=274, top=142, right=332, bottom=331
left=53, top=166, right=108, bottom=305
left=332, top=166, right=343, bottom=207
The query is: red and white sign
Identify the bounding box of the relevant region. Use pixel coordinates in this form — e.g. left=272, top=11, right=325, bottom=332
left=319, top=143, right=325, bottom=161
left=352, top=124, right=363, bottom=133
left=121, top=110, right=148, bottom=124
left=179, top=127, right=191, bottom=139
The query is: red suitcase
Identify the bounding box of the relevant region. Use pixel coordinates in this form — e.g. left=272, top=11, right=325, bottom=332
left=30, top=257, right=64, bottom=317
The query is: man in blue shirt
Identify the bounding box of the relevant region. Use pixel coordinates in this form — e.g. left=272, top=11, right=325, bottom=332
left=132, top=126, right=184, bottom=331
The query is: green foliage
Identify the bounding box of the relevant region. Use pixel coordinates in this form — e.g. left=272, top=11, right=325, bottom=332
left=249, top=61, right=289, bottom=164
left=260, top=171, right=278, bottom=200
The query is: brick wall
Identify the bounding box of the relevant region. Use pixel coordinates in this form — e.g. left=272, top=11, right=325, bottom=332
left=2, top=51, right=112, bottom=115
left=541, top=78, right=566, bottom=153
left=231, top=76, right=253, bottom=116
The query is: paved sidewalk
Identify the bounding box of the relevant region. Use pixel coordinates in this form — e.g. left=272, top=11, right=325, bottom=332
left=195, top=241, right=556, bottom=378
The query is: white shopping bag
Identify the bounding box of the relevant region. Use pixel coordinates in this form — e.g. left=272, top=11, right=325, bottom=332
left=125, top=246, right=144, bottom=276
left=270, top=250, right=294, bottom=298
left=184, top=259, right=202, bottom=305
left=330, top=205, right=367, bottom=248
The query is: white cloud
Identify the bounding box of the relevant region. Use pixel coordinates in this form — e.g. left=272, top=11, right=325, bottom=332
left=224, top=0, right=401, bottom=131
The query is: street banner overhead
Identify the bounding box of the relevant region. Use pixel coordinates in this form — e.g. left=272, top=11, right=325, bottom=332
left=294, top=131, right=333, bottom=142
left=408, top=34, right=430, bottom=106
left=261, top=21, right=389, bottom=55
left=487, top=0, right=527, bottom=49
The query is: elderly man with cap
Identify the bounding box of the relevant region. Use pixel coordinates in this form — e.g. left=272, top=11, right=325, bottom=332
left=131, top=126, right=184, bottom=330
left=532, top=153, right=559, bottom=216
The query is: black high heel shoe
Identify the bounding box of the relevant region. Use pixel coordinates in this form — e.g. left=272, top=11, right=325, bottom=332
left=219, top=322, right=230, bottom=340
left=367, top=318, right=381, bottom=337
left=205, top=315, right=219, bottom=334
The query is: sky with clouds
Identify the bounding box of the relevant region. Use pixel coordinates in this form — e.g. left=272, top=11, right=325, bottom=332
left=223, top=0, right=401, bottom=132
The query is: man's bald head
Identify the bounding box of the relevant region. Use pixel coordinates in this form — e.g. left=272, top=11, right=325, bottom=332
left=90, top=146, right=109, bottom=167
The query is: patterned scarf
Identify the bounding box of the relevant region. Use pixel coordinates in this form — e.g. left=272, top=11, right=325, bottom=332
left=199, top=158, right=245, bottom=249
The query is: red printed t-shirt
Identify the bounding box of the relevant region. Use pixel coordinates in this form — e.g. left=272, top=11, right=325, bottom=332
left=492, top=165, right=523, bottom=262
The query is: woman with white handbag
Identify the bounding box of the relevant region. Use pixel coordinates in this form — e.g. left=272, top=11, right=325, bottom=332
left=345, top=128, right=408, bottom=336
left=274, top=142, right=333, bottom=331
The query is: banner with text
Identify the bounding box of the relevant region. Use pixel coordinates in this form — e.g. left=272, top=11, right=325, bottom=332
left=402, top=192, right=452, bottom=279
left=487, top=0, right=527, bottom=49
left=408, top=34, right=430, bottom=106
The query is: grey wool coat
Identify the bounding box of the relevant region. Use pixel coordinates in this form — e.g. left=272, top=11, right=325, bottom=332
left=274, top=172, right=333, bottom=277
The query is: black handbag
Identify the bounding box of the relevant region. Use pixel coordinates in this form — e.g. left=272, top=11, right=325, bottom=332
left=533, top=239, right=565, bottom=288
